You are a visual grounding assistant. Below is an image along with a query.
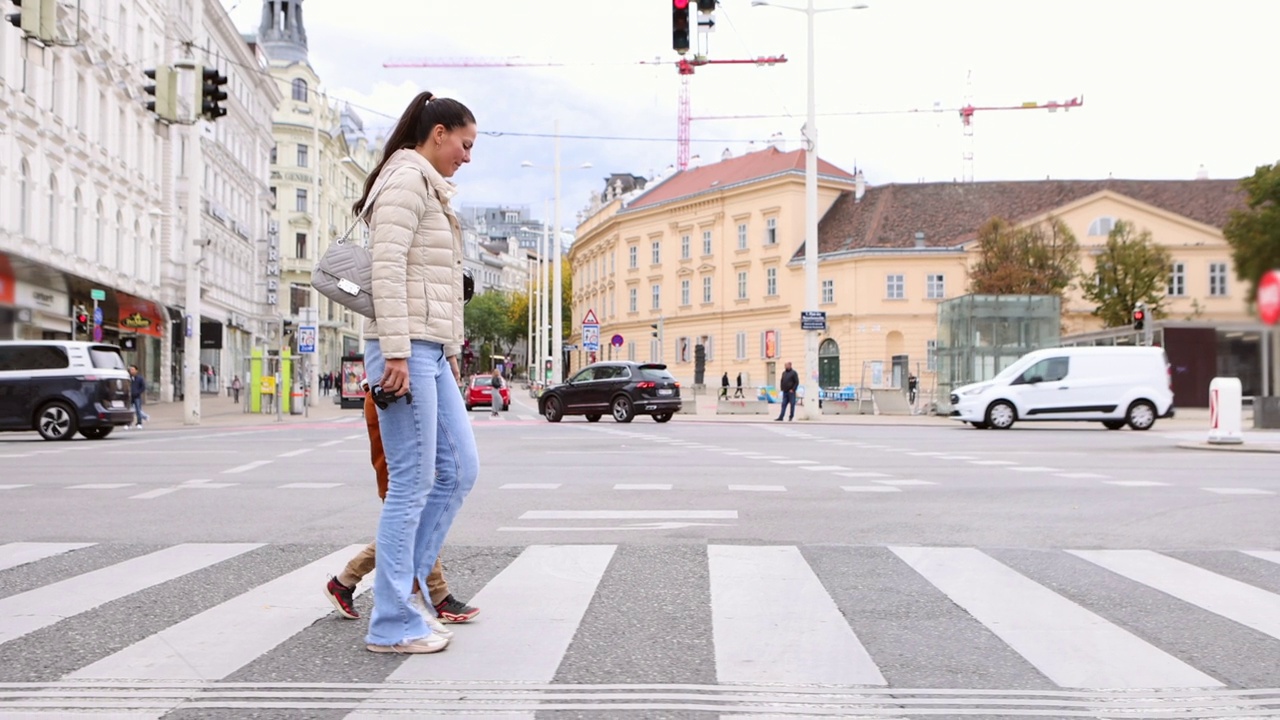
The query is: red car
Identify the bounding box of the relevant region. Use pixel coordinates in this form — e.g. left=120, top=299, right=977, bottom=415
left=465, top=375, right=510, bottom=412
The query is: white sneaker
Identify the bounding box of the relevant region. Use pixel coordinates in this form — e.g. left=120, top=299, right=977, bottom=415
left=410, top=592, right=454, bottom=639
left=366, top=634, right=450, bottom=654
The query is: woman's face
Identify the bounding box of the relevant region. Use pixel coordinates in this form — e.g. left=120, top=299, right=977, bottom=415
left=423, top=123, right=476, bottom=178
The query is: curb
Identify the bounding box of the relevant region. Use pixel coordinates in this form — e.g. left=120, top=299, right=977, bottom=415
left=1175, top=441, right=1280, bottom=454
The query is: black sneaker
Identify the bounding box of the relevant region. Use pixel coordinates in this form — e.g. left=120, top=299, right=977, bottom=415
left=325, top=577, right=359, bottom=619
left=433, top=594, right=480, bottom=623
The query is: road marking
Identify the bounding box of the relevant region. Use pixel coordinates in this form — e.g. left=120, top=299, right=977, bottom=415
left=613, top=483, right=672, bottom=490
left=938, top=455, right=977, bottom=460
left=223, top=460, right=273, bottom=474
left=69, top=545, right=365, bottom=681
left=969, top=460, right=1017, bottom=465
left=0, top=543, right=261, bottom=645
left=520, top=510, right=737, bottom=520
left=278, top=482, right=342, bottom=489
left=771, top=459, right=817, bottom=465
left=500, top=483, right=562, bottom=490
left=720, top=451, right=759, bottom=456
left=317, top=439, right=345, bottom=448
left=0, top=453, right=34, bottom=458
left=67, top=483, right=136, bottom=490
left=276, top=448, right=313, bottom=458
left=874, top=479, right=936, bottom=486
left=1245, top=550, right=1280, bottom=566
left=129, top=488, right=178, bottom=500
left=728, top=484, right=786, bottom=492
left=0, top=542, right=95, bottom=572
left=1007, top=466, right=1061, bottom=472
left=909, top=451, right=945, bottom=456
left=1071, top=549, right=1280, bottom=642
left=1203, top=487, right=1275, bottom=495
left=842, top=486, right=902, bottom=493
left=1103, top=480, right=1169, bottom=487
left=835, top=471, right=891, bottom=478
left=0, top=484, right=31, bottom=490
left=499, top=521, right=729, bottom=532
left=343, top=434, right=364, bottom=440
left=750, top=455, right=787, bottom=460
left=859, top=445, right=890, bottom=449
left=710, top=545, right=886, bottom=686
left=800, top=464, right=851, bottom=472
left=894, top=546, right=1221, bottom=689
left=1058, top=472, right=1110, bottom=479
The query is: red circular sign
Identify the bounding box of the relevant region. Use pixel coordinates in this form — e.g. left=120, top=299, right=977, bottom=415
left=1259, top=269, right=1280, bottom=325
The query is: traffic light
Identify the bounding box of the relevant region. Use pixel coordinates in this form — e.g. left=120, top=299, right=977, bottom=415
left=142, top=66, right=178, bottom=122
left=282, top=319, right=294, bottom=336
left=74, top=306, right=89, bottom=338
left=197, top=65, right=229, bottom=121
left=6, top=0, right=55, bottom=43
left=1132, top=303, right=1146, bottom=332
left=696, top=0, right=716, bottom=13
left=672, top=0, right=690, bottom=55
left=650, top=318, right=664, bottom=340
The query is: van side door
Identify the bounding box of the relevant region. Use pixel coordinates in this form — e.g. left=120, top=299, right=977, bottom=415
left=1012, top=356, right=1074, bottom=418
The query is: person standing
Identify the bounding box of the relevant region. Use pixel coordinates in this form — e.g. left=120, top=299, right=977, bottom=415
left=489, top=367, right=505, bottom=418
left=776, top=361, right=799, bottom=421
left=358, top=91, right=480, bottom=655
left=231, top=376, right=242, bottom=404
left=735, top=371, right=745, bottom=398
left=127, top=365, right=149, bottom=428
left=720, top=371, right=729, bottom=400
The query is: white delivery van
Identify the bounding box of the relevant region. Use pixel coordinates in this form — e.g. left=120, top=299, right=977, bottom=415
left=948, top=346, right=1174, bottom=431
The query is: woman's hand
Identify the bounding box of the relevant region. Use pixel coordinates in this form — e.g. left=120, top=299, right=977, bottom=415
left=448, top=356, right=462, bottom=385
left=380, top=358, right=411, bottom=396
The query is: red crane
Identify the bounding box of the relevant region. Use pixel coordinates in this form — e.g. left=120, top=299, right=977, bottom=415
left=381, top=54, right=789, bottom=171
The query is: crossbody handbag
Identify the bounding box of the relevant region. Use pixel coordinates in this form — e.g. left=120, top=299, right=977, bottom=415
left=311, top=170, right=405, bottom=319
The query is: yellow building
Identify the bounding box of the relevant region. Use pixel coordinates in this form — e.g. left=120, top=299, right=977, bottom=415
left=570, top=149, right=1248, bottom=400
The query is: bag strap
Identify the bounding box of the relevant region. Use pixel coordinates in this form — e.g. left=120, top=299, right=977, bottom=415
left=335, top=166, right=420, bottom=247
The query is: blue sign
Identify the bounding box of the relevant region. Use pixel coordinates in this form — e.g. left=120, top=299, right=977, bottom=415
left=582, top=324, right=600, bottom=352
left=93, top=307, right=103, bottom=324
left=297, top=325, right=317, bottom=354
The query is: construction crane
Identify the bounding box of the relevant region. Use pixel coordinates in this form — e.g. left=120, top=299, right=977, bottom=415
left=381, top=54, right=788, bottom=171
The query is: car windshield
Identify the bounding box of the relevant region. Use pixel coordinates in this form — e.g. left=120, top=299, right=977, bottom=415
left=638, top=367, right=675, bottom=382
left=473, top=376, right=493, bottom=387
left=90, top=345, right=126, bottom=370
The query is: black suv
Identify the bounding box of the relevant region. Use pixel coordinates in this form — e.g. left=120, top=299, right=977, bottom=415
left=0, top=341, right=135, bottom=440
left=538, top=361, right=681, bottom=423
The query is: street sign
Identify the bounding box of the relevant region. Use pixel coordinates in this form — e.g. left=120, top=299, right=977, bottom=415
left=582, top=308, right=600, bottom=352
left=297, top=325, right=317, bottom=354
left=92, top=307, right=103, bottom=324
left=1258, top=269, right=1280, bottom=326
left=92, top=326, right=102, bottom=342
left=801, top=310, right=827, bottom=331
left=90, top=289, right=106, bottom=301
left=611, top=334, right=624, bottom=347
left=582, top=309, right=599, bottom=325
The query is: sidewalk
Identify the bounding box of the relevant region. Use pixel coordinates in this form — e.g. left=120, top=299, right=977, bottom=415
left=139, top=390, right=357, bottom=429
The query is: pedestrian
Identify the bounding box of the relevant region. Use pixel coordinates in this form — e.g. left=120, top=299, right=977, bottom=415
left=776, top=361, right=799, bottom=421
left=735, top=371, right=744, bottom=398
left=324, top=379, right=481, bottom=632
left=720, top=371, right=729, bottom=400
left=127, top=365, right=150, bottom=428
left=231, top=376, right=242, bottom=404
left=356, top=91, right=480, bottom=655
left=490, top=367, right=505, bottom=418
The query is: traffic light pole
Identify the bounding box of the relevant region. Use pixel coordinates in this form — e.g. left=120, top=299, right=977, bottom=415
left=183, top=120, right=204, bottom=426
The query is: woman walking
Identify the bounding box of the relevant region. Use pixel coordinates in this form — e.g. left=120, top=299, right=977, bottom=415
left=357, top=91, right=480, bottom=654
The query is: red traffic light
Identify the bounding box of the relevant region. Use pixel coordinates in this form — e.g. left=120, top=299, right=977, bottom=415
left=674, top=0, right=689, bottom=7
left=76, top=313, right=88, bottom=323
left=1133, top=309, right=1145, bottom=321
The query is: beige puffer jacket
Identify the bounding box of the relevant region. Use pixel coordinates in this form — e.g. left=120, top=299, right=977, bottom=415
left=363, top=148, right=465, bottom=360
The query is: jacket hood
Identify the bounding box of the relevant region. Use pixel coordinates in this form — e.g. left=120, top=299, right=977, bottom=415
left=381, top=148, right=458, bottom=204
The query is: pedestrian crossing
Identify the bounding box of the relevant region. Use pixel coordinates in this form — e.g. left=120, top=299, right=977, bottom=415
left=1, top=541, right=1279, bottom=718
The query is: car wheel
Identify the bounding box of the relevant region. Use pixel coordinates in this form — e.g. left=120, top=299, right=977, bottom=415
left=543, top=397, right=563, bottom=423
left=36, top=401, right=77, bottom=441
left=502, top=402, right=510, bottom=412
left=1102, top=420, right=1126, bottom=430
left=79, top=427, right=114, bottom=440
left=465, top=404, right=473, bottom=412
left=611, top=396, right=635, bottom=423
left=652, top=412, right=673, bottom=423
left=985, top=401, right=1016, bottom=430
left=1126, top=400, right=1156, bottom=431
left=585, top=414, right=601, bottom=423
left=970, top=421, right=990, bottom=430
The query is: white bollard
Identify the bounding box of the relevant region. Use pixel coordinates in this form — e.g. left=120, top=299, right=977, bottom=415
left=1207, top=377, right=1244, bottom=445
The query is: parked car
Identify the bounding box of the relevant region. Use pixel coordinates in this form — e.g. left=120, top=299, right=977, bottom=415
left=465, top=374, right=510, bottom=412
left=949, top=346, right=1174, bottom=430
left=0, top=341, right=135, bottom=440
left=538, top=361, right=681, bottom=423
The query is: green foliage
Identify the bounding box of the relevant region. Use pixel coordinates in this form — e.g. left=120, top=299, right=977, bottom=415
left=1223, top=162, right=1280, bottom=304
left=464, top=290, right=515, bottom=356
left=1078, top=220, right=1173, bottom=328
left=969, top=216, right=1081, bottom=297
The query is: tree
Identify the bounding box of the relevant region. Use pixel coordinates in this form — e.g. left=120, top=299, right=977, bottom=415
left=1223, top=162, right=1280, bottom=304
left=1079, top=220, right=1173, bottom=327
left=463, top=290, right=512, bottom=357
left=969, top=216, right=1080, bottom=297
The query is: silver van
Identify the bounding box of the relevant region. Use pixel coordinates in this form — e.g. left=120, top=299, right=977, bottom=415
left=0, top=341, right=135, bottom=440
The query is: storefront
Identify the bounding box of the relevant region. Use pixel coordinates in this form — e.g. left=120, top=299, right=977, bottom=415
left=0, top=252, right=72, bottom=340
left=117, top=292, right=167, bottom=401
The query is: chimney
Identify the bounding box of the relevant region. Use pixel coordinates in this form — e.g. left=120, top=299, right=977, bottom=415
left=721, top=147, right=733, bottom=161
left=914, top=231, right=926, bottom=249
left=1195, top=164, right=1209, bottom=180
left=854, top=169, right=866, bottom=202
left=769, top=132, right=785, bottom=151
left=688, top=154, right=702, bottom=169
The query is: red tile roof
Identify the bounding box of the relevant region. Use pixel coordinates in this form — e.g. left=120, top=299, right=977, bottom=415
left=812, top=179, right=1246, bottom=257
left=625, top=147, right=856, bottom=211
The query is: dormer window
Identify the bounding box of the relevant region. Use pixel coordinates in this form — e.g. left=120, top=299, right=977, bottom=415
left=1088, top=216, right=1116, bottom=237
left=292, top=78, right=308, bottom=102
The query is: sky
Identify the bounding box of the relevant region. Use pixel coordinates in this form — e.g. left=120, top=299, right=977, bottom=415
left=221, top=0, right=1280, bottom=230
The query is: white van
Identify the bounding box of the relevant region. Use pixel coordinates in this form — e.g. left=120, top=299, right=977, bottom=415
left=948, top=346, right=1174, bottom=430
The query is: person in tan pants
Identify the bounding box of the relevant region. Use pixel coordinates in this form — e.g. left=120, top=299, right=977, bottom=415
left=324, top=389, right=480, bottom=623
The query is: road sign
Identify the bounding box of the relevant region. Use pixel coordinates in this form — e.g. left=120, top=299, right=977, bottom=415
left=90, top=289, right=106, bottom=301
left=1258, top=269, right=1280, bottom=325
left=611, top=334, right=624, bottom=347
left=582, top=309, right=599, bottom=325
left=92, top=307, right=103, bottom=324
left=92, top=326, right=102, bottom=342
left=582, top=324, right=600, bottom=352
left=800, top=310, right=827, bottom=331
left=297, top=325, right=317, bottom=354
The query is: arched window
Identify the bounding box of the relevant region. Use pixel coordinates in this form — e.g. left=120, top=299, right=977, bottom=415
left=116, top=209, right=125, bottom=270
left=148, top=229, right=158, bottom=284
left=18, top=159, right=30, bottom=237
left=1088, top=216, right=1116, bottom=237
left=291, top=78, right=307, bottom=102
left=47, top=174, right=58, bottom=249
left=133, top=220, right=143, bottom=279
left=72, top=189, right=84, bottom=256
left=95, top=199, right=105, bottom=263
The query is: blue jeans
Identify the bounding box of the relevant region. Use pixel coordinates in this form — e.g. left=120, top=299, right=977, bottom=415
left=362, top=339, right=479, bottom=646
left=777, top=390, right=796, bottom=420
left=132, top=397, right=149, bottom=425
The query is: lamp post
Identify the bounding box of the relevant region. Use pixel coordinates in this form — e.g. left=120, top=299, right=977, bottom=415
left=752, top=0, right=867, bottom=419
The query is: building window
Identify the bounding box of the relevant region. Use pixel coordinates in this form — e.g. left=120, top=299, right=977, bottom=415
left=765, top=217, right=777, bottom=245
left=926, top=273, right=945, bottom=299
left=629, top=287, right=637, bottom=312
left=927, top=339, right=937, bottom=372
left=737, top=271, right=748, bottom=300
left=650, top=339, right=661, bottom=363
left=270, top=145, right=277, bottom=164
left=628, top=246, right=637, bottom=269
left=47, top=174, right=58, bottom=248
left=886, top=274, right=905, bottom=299
left=651, top=240, right=661, bottom=265
left=628, top=341, right=636, bottom=362
left=702, top=230, right=712, bottom=255
left=703, top=276, right=713, bottom=303
left=677, top=337, right=691, bottom=363
left=269, top=187, right=277, bottom=206
left=295, top=233, right=307, bottom=259
left=297, top=144, right=308, bottom=168
left=681, top=279, right=690, bottom=306
left=295, top=189, right=307, bottom=212
left=291, top=78, right=308, bottom=102
left=651, top=283, right=661, bottom=309
left=1088, top=216, right=1115, bottom=237
left=505, top=211, right=518, bottom=223
left=767, top=267, right=778, bottom=296
left=737, top=223, right=748, bottom=250
left=95, top=199, right=105, bottom=261
left=1209, top=262, right=1228, bottom=296
left=1168, top=262, right=1185, bottom=296
left=17, top=159, right=30, bottom=237
left=736, top=331, right=747, bottom=360
left=821, top=278, right=833, bottom=304
left=681, top=234, right=690, bottom=259
left=72, top=188, right=83, bottom=255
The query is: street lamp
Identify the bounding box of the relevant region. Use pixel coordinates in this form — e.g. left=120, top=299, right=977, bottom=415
left=752, top=0, right=868, bottom=419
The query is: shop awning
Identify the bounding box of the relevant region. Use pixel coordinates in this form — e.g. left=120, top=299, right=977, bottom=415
left=117, top=293, right=167, bottom=338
